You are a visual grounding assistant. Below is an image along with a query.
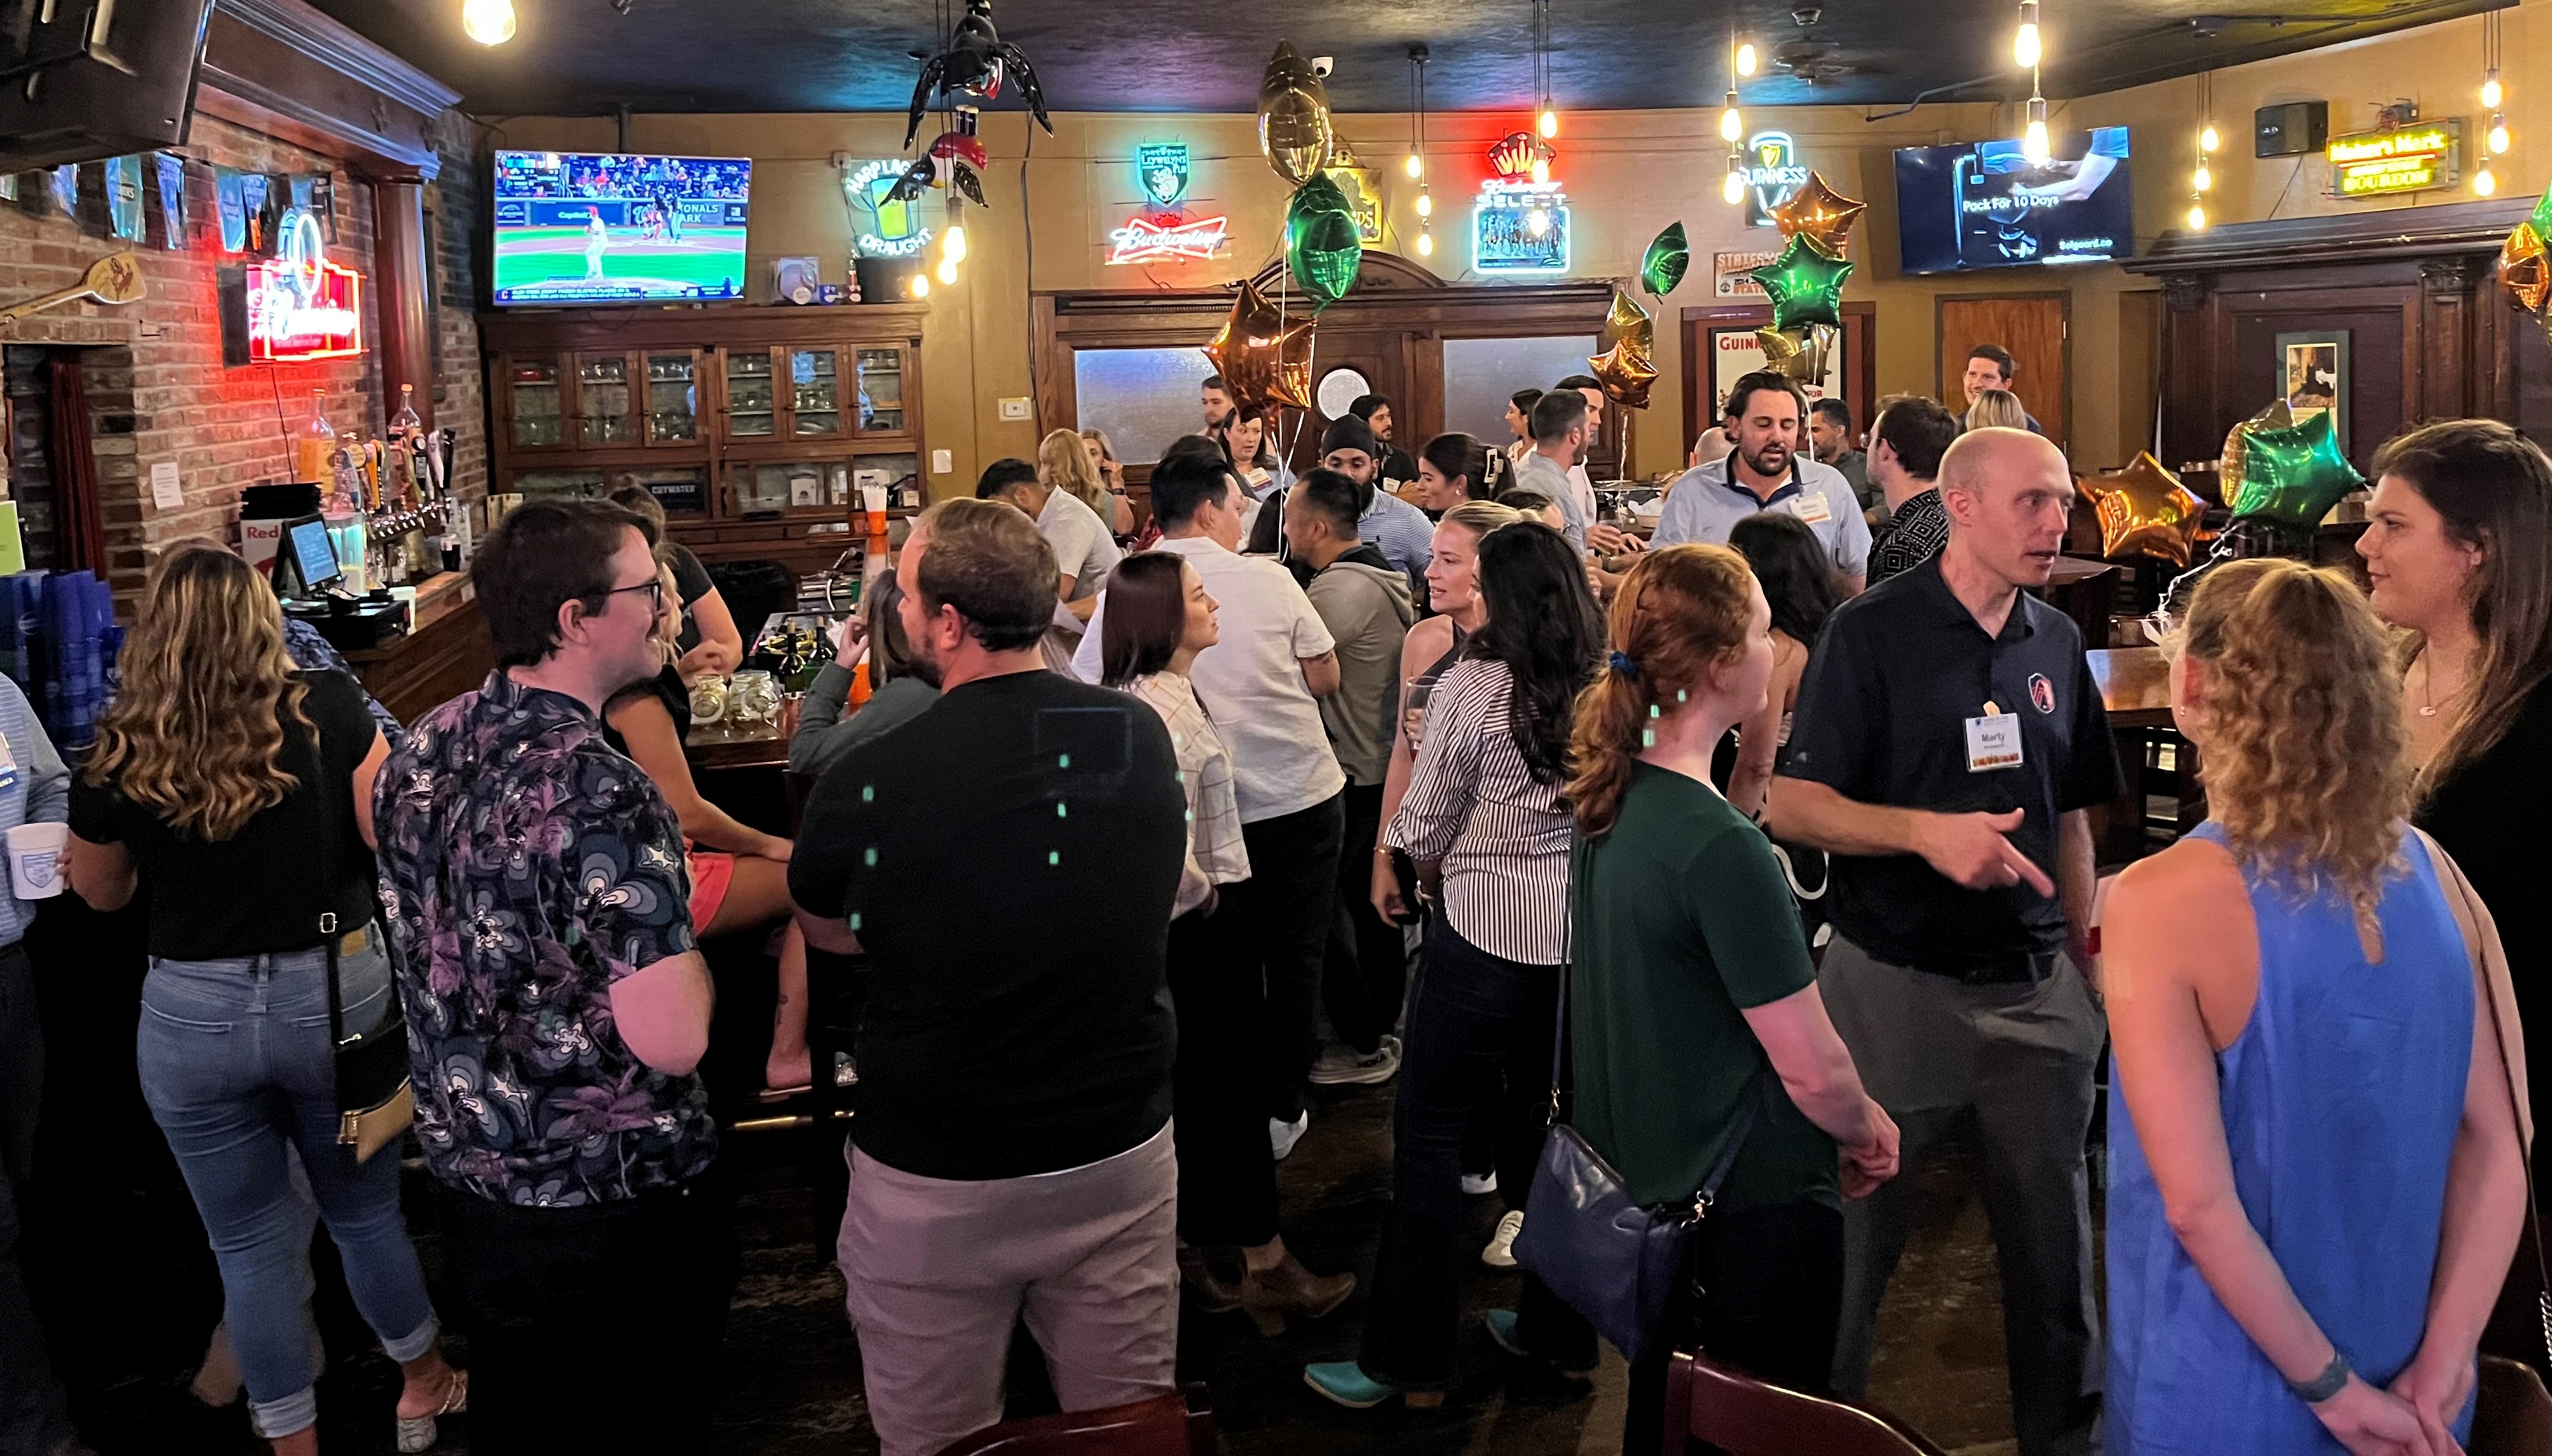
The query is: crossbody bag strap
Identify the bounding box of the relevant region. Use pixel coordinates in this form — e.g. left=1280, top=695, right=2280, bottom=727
left=1546, top=838, right=1583, bottom=1123
left=2416, top=827, right=2552, bottom=1352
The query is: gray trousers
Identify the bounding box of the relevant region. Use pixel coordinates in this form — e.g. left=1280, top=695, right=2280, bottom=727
left=838, top=1121, right=1180, bottom=1456
left=1821, top=936, right=2106, bottom=1456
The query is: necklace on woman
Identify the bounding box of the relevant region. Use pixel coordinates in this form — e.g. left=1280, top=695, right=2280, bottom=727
left=2418, top=653, right=2461, bottom=717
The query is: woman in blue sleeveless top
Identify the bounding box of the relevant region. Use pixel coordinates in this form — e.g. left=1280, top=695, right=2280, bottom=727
left=2104, top=559, right=2528, bottom=1455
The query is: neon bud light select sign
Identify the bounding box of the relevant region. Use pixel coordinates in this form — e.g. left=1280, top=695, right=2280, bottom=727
left=246, top=210, right=363, bottom=363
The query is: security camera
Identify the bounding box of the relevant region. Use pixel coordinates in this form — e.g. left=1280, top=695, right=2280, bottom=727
left=1311, top=55, right=1334, bottom=77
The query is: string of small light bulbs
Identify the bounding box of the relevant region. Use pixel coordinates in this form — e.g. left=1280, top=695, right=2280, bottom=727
left=1720, top=28, right=1756, bottom=205
left=2187, top=71, right=2215, bottom=230
left=1406, top=46, right=1434, bottom=257
left=2015, top=0, right=2050, bottom=165
left=2475, top=8, right=2512, bottom=198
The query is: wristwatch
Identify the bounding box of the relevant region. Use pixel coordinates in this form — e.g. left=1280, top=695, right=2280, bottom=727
left=2289, top=1350, right=2351, bottom=1404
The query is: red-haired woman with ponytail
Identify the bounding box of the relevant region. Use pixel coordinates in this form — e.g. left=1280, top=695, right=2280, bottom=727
left=1565, top=544, right=1899, bottom=1455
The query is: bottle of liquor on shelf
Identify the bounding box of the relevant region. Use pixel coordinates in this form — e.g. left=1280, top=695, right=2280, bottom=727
left=389, top=383, right=423, bottom=440
left=386, top=385, right=423, bottom=509
left=293, top=389, right=336, bottom=486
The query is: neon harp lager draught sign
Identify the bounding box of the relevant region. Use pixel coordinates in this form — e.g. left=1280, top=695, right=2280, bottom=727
left=246, top=210, right=363, bottom=362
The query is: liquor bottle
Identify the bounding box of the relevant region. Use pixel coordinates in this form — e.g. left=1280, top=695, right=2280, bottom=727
left=293, top=389, right=336, bottom=486
left=389, top=383, right=423, bottom=440
left=386, top=385, right=422, bottom=510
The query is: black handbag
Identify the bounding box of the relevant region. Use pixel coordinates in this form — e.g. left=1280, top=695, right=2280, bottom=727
left=1510, top=885, right=1765, bottom=1364
left=324, top=910, right=413, bottom=1163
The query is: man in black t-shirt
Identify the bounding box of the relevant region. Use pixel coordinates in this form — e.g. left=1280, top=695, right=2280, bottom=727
left=790, top=499, right=1186, bottom=1456
left=1770, top=429, right=2119, bottom=1456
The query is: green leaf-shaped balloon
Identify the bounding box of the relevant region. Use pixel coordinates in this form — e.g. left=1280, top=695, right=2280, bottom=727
left=1750, top=233, right=1854, bottom=334
left=1286, top=174, right=1362, bottom=311
left=1641, top=221, right=1690, bottom=299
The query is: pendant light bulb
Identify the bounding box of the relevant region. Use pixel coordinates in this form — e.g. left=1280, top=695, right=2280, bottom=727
left=2482, top=70, right=2504, bottom=110
left=1719, top=92, right=1743, bottom=143
left=2023, top=96, right=2051, bottom=165
left=2489, top=117, right=2510, bottom=155
left=1404, top=151, right=1424, bottom=180
left=1722, top=166, right=1747, bottom=206
left=1538, top=106, right=1558, bottom=139
left=1530, top=156, right=1551, bottom=184
left=909, top=271, right=930, bottom=299
left=1415, top=190, right=1432, bottom=218
left=2476, top=165, right=2499, bottom=197
left=1417, top=228, right=1434, bottom=257
left=2199, top=123, right=2220, bottom=153
left=2192, top=163, right=2211, bottom=191
left=1528, top=206, right=1551, bottom=237
left=2013, top=2, right=2040, bottom=69
left=462, top=0, right=517, bottom=45
left=1736, top=42, right=1757, bottom=77
left=942, top=222, right=968, bottom=264
left=2186, top=200, right=2206, bottom=230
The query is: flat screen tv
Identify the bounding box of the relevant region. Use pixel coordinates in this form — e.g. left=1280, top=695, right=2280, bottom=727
left=490, top=151, right=752, bottom=306
left=0, top=0, right=215, bottom=172
left=1893, top=126, right=2133, bottom=275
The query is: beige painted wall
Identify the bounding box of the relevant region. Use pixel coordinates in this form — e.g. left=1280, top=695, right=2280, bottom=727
left=496, top=0, right=2550, bottom=491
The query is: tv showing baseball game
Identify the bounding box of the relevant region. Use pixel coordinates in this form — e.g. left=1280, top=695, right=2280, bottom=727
left=490, top=151, right=752, bottom=306
left=1893, top=126, right=2133, bottom=275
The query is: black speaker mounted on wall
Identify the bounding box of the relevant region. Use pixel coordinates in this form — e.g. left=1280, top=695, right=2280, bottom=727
left=2256, top=101, right=2331, bottom=158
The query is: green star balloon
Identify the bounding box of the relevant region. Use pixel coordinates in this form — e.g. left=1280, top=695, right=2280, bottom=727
left=1749, top=233, right=1853, bottom=334
left=1285, top=174, right=1361, bottom=311
left=2530, top=179, right=2552, bottom=242
left=1640, top=221, right=1689, bottom=298
left=2221, top=401, right=2365, bottom=529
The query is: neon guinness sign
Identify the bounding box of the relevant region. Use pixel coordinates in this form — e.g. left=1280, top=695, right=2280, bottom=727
left=1107, top=213, right=1229, bottom=265
left=245, top=210, right=363, bottom=362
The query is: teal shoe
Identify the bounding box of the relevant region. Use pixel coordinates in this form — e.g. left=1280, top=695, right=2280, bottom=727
left=1302, top=1362, right=1445, bottom=1410
left=1483, top=1309, right=1597, bottom=1387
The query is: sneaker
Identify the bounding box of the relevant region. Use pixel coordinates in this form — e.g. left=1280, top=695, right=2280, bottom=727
left=1481, top=1208, right=1524, bottom=1269
left=1310, top=1034, right=1403, bottom=1086
left=1460, top=1170, right=1499, bottom=1197
left=1270, top=1110, right=1310, bottom=1161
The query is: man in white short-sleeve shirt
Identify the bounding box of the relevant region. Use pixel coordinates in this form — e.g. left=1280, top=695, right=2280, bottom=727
left=1075, top=452, right=1347, bottom=1153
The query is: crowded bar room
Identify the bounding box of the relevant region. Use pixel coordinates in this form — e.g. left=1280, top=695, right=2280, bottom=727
left=5, top=0, right=2552, bottom=1452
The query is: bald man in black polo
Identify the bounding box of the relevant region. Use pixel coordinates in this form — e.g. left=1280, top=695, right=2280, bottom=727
left=1769, top=429, right=2119, bottom=1456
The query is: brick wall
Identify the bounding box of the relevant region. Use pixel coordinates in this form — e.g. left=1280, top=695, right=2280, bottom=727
left=0, top=110, right=487, bottom=608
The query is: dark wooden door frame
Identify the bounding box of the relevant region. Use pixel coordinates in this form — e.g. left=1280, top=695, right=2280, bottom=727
left=1934, top=289, right=2072, bottom=448
left=1677, top=301, right=1877, bottom=457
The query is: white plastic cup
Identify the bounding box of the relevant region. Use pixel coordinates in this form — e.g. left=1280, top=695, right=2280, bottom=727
left=7, top=822, right=66, bottom=900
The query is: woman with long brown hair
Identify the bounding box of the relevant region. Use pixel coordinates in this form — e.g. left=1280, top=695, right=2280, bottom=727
left=1563, top=543, right=1895, bottom=1455
left=2104, top=558, right=2526, bottom=1453
left=64, top=545, right=466, bottom=1456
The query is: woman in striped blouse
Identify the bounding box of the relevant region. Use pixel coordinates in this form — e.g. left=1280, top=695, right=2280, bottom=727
left=1100, top=552, right=1358, bottom=1334
left=1306, top=520, right=1604, bottom=1409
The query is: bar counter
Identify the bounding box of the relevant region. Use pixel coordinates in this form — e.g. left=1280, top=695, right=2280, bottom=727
left=343, top=570, right=494, bottom=726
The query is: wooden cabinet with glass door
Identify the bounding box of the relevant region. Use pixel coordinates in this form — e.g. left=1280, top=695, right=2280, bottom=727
left=481, top=306, right=927, bottom=575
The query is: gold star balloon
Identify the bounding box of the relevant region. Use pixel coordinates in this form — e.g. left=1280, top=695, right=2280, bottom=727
left=1201, top=277, right=1315, bottom=415
left=1766, top=172, right=1866, bottom=257
left=1600, top=286, right=1651, bottom=351
left=2084, top=453, right=2209, bottom=567
left=2503, top=218, right=2551, bottom=315
left=1755, top=325, right=1833, bottom=382
left=1588, top=339, right=1658, bottom=410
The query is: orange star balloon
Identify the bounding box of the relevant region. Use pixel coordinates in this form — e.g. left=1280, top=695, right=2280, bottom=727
left=1587, top=339, right=1657, bottom=410
left=2084, top=452, right=2209, bottom=567
left=2503, top=220, right=2551, bottom=314
left=1767, top=172, right=1866, bottom=257
left=1201, top=277, right=1315, bottom=415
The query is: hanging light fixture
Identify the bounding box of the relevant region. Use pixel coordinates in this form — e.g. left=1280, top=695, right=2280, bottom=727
left=1736, top=41, right=1757, bottom=77
left=2014, top=1, right=2050, bottom=165
left=909, top=271, right=930, bottom=298
left=1534, top=0, right=1560, bottom=139
left=2013, top=1, right=2041, bottom=68
left=2023, top=96, right=2050, bottom=164
left=1408, top=46, right=1434, bottom=260
left=1527, top=205, right=1551, bottom=237
left=1722, top=150, right=1747, bottom=206
left=1720, top=91, right=1743, bottom=143
left=462, top=0, right=517, bottom=44
left=2477, top=11, right=2509, bottom=194
left=2192, top=71, right=2214, bottom=193
left=2186, top=199, right=2206, bottom=230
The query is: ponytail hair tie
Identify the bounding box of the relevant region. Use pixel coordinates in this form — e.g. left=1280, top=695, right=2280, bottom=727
left=1607, top=650, right=1639, bottom=679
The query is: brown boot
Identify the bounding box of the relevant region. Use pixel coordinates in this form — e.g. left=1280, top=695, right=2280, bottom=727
left=1237, top=1252, right=1356, bottom=1336
left=1177, top=1243, right=1244, bottom=1315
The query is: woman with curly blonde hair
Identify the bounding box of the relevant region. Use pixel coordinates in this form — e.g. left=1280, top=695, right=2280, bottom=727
left=2103, top=558, right=2527, bottom=1455
left=65, top=543, right=466, bottom=1455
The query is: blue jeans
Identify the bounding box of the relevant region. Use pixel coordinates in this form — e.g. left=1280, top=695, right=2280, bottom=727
left=136, top=934, right=438, bottom=1440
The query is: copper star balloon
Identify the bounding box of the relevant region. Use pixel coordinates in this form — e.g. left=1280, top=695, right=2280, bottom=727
left=2084, top=453, right=2209, bottom=567
left=1766, top=172, right=1866, bottom=257
left=2503, top=219, right=2551, bottom=314
left=2220, top=400, right=2364, bottom=529
left=1201, top=277, right=1315, bottom=415
left=1257, top=42, right=1335, bottom=185
left=1640, top=221, right=1690, bottom=298
left=1750, top=233, right=1853, bottom=334
left=1755, top=324, right=1833, bottom=382
left=1588, top=339, right=1658, bottom=410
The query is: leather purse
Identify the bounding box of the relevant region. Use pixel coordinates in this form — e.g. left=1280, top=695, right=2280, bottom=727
left=324, top=911, right=413, bottom=1164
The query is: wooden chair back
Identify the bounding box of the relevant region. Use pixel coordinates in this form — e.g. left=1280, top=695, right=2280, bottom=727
left=1662, top=1351, right=1948, bottom=1456
left=933, top=1386, right=1215, bottom=1456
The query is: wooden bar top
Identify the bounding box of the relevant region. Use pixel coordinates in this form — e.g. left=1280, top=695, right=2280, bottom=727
left=344, top=571, right=494, bottom=727
left=2088, top=646, right=2173, bottom=729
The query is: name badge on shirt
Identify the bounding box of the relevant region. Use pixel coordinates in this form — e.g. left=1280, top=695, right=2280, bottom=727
left=1964, top=710, right=2023, bottom=773
left=1791, top=493, right=1833, bottom=525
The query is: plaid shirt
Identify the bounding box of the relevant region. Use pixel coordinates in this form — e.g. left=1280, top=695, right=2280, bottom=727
left=1128, top=672, right=1249, bottom=915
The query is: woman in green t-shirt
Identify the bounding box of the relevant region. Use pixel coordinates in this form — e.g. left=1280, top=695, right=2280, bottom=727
left=1565, top=544, right=1900, bottom=1453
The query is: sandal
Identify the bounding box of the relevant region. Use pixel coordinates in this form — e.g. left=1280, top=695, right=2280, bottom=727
left=395, top=1368, right=467, bottom=1454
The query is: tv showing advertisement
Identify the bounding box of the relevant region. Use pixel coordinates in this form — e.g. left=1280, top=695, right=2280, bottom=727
left=1893, top=126, right=2133, bottom=275
left=491, top=151, right=752, bottom=305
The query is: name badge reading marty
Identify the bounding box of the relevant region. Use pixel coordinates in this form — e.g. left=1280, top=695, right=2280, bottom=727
left=1791, top=493, right=1833, bottom=525
left=1965, top=713, right=2024, bottom=773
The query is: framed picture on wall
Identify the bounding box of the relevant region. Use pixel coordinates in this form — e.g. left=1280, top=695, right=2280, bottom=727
left=2276, top=329, right=2349, bottom=454
left=1706, top=323, right=1846, bottom=412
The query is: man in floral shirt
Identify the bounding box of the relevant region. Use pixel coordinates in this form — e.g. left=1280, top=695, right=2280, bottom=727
left=376, top=498, right=729, bottom=1452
